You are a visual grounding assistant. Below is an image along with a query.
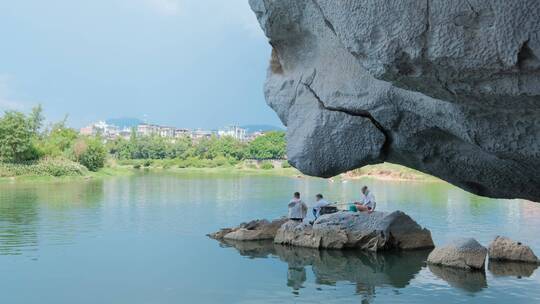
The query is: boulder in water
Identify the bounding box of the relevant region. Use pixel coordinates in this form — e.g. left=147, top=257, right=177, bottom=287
left=208, top=218, right=288, bottom=241
left=427, top=238, right=487, bottom=270
left=488, top=236, right=539, bottom=264
left=274, top=211, right=434, bottom=251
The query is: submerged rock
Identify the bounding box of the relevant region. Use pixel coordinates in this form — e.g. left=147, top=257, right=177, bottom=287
left=427, top=238, right=487, bottom=270
left=249, top=0, right=540, bottom=201
left=488, top=236, right=539, bottom=264
left=208, top=218, right=288, bottom=241
left=274, top=211, right=434, bottom=251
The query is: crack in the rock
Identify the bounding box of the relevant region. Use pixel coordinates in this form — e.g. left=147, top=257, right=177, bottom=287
left=311, top=0, right=336, bottom=35
left=302, top=82, right=392, bottom=161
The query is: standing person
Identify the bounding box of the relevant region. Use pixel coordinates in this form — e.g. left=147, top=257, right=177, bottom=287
left=288, top=192, right=308, bottom=221
left=354, top=186, right=376, bottom=213
left=312, top=194, right=330, bottom=219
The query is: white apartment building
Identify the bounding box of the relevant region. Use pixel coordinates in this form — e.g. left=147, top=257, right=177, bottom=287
left=79, top=121, right=118, bottom=138
left=137, top=124, right=159, bottom=136
left=191, top=129, right=215, bottom=140
left=218, top=125, right=247, bottom=141
left=174, top=129, right=190, bottom=138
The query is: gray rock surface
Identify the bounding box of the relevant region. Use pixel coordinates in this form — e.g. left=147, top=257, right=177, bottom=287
left=427, top=238, right=487, bottom=270
left=249, top=0, right=540, bottom=201
left=488, top=236, right=539, bottom=263
left=208, top=218, right=287, bottom=241
left=274, top=211, right=434, bottom=251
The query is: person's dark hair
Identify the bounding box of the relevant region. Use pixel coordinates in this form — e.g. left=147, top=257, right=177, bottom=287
left=316, top=194, right=323, bottom=199
left=294, top=192, right=300, bottom=198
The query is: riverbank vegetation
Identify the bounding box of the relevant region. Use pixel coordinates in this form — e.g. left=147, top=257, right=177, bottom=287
left=0, top=107, right=289, bottom=179
left=0, top=106, right=106, bottom=178
left=0, top=107, right=434, bottom=182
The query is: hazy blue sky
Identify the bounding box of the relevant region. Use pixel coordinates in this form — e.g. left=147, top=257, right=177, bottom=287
left=0, top=0, right=280, bottom=129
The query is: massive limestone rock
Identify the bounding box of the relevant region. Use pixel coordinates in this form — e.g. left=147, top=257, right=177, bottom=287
left=274, top=211, right=434, bottom=251
left=488, top=236, right=539, bottom=263
left=427, top=238, right=487, bottom=270
left=249, top=0, right=540, bottom=201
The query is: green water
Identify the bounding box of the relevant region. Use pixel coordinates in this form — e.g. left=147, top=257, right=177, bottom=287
left=0, top=172, right=539, bottom=303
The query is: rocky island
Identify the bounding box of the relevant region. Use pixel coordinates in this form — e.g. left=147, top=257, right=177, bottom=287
left=209, top=211, right=434, bottom=252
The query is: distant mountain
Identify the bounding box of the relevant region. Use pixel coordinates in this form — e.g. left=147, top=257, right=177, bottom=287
left=106, top=118, right=144, bottom=129
left=241, top=124, right=285, bottom=133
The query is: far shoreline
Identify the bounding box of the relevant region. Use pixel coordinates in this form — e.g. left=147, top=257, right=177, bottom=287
left=0, top=162, right=439, bottom=184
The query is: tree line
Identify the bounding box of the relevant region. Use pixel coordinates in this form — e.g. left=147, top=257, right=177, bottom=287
left=0, top=106, right=287, bottom=173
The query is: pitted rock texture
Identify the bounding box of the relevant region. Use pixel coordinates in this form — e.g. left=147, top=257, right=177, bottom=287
left=488, top=236, right=539, bottom=263
left=249, top=0, right=540, bottom=201
left=427, top=238, right=487, bottom=270
left=273, top=211, right=434, bottom=251
left=207, top=218, right=288, bottom=241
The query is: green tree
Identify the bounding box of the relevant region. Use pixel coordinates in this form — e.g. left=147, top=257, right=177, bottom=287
left=29, top=104, right=45, bottom=135
left=76, top=137, right=107, bottom=171
left=0, top=111, right=37, bottom=162
left=37, top=124, right=78, bottom=157
left=167, top=136, right=191, bottom=158
left=248, top=131, right=286, bottom=159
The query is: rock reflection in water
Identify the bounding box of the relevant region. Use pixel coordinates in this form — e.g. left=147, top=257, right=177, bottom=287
left=219, top=239, right=429, bottom=299
left=428, top=264, right=487, bottom=292
left=488, top=261, right=539, bottom=278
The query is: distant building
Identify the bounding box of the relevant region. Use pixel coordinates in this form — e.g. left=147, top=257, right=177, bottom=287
left=174, top=128, right=190, bottom=138
left=157, top=126, right=175, bottom=138
left=79, top=121, right=118, bottom=139
left=191, top=129, right=215, bottom=140
left=79, top=126, right=93, bottom=136
left=218, top=125, right=247, bottom=141
left=82, top=119, right=252, bottom=142
left=137, top=124, right=159, bottom=137
left=118, top=128, right=133, bottom=140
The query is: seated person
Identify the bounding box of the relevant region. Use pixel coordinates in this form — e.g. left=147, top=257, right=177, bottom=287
left=354, top=186, right=376, bottom=213
left=288, top=192, right=308, bottom=221
left=312, top=194, right=330, bottom=219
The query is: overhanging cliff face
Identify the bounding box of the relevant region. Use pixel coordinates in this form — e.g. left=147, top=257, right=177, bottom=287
left=249, top=0, right=540, bottom=201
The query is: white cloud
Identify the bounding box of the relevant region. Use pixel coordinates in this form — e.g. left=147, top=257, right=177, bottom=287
left=0, top=74, right=28, bottom=111
left=145, top=0, right=182, bottom=16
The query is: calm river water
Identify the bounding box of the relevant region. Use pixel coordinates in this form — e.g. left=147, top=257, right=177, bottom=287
left=0, top=172, right=539, bottom=303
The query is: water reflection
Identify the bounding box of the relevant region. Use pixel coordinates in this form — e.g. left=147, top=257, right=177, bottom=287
left=428, top=264, right=487, bottom=292
left=0, top=180, right=104, bottom=256
left=0, top=188, right=39, bottom=255
left=219, top=239, right=429, bottom=301
left=488, top=261, right=539, bottom=278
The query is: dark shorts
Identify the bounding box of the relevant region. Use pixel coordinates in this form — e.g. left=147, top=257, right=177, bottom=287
left=290, top=218, right=303, bottom=221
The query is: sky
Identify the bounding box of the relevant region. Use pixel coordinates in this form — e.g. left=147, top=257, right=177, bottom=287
left=0, top=0, right=281, bottom=129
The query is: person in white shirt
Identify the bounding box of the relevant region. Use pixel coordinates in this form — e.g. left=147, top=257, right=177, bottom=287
left=288, top=192, right=308, bottom=221
left=312, top=194, right=330, bottom=219
left=354, top=186, right=376, bottom=213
